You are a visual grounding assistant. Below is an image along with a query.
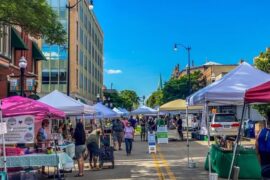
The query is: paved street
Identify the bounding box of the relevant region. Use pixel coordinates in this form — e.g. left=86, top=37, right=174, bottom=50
left=65, top=135, right=210, bottom=180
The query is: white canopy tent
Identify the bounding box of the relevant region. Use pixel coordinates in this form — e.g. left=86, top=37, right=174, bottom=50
left=39, top=90, right=95, bottom=116
left=113, top=107, right=125, bottom=116
left=188, top=62, right=270, bottom=106
left=186, top=62, right=270, bottom=177
left=130, top=105, right=158, bottom=115
left=84, top=103, right=119, bottom=119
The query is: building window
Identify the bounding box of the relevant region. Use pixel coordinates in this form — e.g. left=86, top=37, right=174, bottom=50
left=76, top=69, right=78, bottom=88
left=76, top=21, right=79, bottom=40
left=80, top=72, right=83, bottom=89
left=59, top=70, right=66, bottom=84
left=51, top=70, right=59, bottom=84
left=88, top=79, right=91, bottom=93
left=80, top=50, right=83, bottom=66
left=84, top=55, right=87, bottom=70
left=88, top=60, right=91, bottom=74
left=79, top=5, right=83, bottom=22
left=42, top=71, right=50, bottom=84
left=80, top=27, right=83, bottom=44
left=76, top=45, right=78, bottom=64
left=84, top=76, right=87, bottom=92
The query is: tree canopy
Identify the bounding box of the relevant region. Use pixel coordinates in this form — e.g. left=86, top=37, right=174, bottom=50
left=119, top=90, right=140, bottom=111
left=253, top=49, right=270, bottom=119
left=0, top=0, right=66, bottom=45
left=162, top=70, right=206, bottom=103
left=146, top=89, right=163, bottom=108
left=146, top=71, right=206, bottom=108
left=103, top=90, right=139, bottom=111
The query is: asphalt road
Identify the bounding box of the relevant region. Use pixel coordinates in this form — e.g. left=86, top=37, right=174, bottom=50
left=65, top=135, right=211, bottom=180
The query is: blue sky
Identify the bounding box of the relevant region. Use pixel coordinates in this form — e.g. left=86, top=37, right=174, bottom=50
left=93, top=0, right=270, bottom=98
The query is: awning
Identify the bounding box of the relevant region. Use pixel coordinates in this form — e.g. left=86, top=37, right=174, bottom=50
left=32, top=42, right=47, bottom=61
left=11, top=28, right=28, bottom=50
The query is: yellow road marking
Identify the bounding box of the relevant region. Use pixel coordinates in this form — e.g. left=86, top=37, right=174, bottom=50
left=151, top=153, right=164, bottom=180
left=157, top=146, right=177, bottom=180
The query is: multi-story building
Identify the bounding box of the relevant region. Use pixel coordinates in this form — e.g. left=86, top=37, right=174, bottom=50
left=0, top=26, right=45, bottom=98
left=39, top=0, right=104, bottom=104
left=171, top=61, right=238, bottom=85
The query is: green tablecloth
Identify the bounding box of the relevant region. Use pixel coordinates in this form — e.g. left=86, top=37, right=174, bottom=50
left=205, top=144, right=261, bottom=179
left=0, top=152, right=73, bottom=169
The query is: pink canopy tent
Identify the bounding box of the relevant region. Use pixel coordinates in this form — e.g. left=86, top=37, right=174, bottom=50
left=1, top=96, right=65, bottom=120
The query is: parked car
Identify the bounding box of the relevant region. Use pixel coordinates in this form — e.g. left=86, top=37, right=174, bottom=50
left=209, top=113, right=239, bottom=137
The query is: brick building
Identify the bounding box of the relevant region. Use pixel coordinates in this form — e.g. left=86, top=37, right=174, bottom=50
left=171, top=61, right=238, bottom=85
left=0, top=26, right=45, bottom=99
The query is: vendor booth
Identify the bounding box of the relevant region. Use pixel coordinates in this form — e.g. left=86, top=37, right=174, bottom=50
left=0, top=96, right=73, bottom=178
left=187, top=62, right=270, bottom=178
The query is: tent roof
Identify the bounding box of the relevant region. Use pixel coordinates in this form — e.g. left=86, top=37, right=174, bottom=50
left=94, top=103, right=118, bottom=118
left=2, top=96, right=65, bottom=120
left=188, top=62, right=270, bottom=106
left=160, top=99, right=203, bottom=111
left=245, top=81, right=270, bottom=103
left=113, top=107, right=124, bottom=115
left=131, top=105, right=158, bottom=115
left=39, top=90, right=95, bottom=115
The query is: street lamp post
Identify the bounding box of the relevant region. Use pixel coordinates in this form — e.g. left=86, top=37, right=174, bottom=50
left=66, top=0, right=94, bottom=96
left=174, top=43, right=192, bottom=95
left=96, top=93, right=100, bottom=102
left=19, top=56, right=27, bottom=96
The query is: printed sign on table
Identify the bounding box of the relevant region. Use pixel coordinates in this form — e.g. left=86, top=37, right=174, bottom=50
left=0, top=115, right=35, bottom=144
left=0, top=122, right=7, bottom=135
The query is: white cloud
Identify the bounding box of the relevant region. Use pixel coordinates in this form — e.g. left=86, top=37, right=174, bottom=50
left=105, top=69, right=123, bottom=75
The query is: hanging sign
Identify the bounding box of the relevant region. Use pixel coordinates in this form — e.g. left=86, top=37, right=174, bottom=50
left=1, top=115, right=35, bottom=144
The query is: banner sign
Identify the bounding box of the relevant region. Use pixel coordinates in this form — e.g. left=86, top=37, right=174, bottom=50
left=157, top=126, right=168, bottom=144
left=1, top=115, right=35, bottom=144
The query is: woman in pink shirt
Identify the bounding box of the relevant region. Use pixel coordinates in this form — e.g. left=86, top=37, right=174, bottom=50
left=124, top=122, right=135, bottom=156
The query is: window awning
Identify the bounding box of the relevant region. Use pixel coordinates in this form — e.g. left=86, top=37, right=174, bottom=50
left=32, top=42, right=47, bottom=61
left=11, top=28, right=28, bottom=50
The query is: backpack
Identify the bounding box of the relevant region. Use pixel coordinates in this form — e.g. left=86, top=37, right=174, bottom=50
left=258, top=128, right=270, bottom=153
left=113, top=122, right=123, bottom=132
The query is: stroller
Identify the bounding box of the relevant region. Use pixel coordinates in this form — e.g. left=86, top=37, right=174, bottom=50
left=99, top=135, right=115, bottom=169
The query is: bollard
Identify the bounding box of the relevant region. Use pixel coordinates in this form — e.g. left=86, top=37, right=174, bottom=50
left=232, top=166, right=240, bottom=180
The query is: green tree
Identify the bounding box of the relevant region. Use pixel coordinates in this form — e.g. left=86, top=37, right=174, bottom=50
left=119, top=90, right=139, bottom=111
left=0, top=0, right=66, bottom=44
left=103, top=91, right=124, bottom=109
left=253, top=49, right=270, bottom=119
left=146, top=89, right=163, bottom=108
left=162, top=70, right=206, bottom=103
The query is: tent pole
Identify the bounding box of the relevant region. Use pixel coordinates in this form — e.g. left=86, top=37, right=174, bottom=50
left=204, top=101, right=211, bottom=177
left=0, top=101, right=7, bottom=172
left=186, top=105, right=190, bottom=167
left=228, top=103, right=246, bottom=180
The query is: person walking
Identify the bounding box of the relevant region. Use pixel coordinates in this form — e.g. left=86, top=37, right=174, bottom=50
left=86, top=129, right=100, bottom=170
left=73, top=121, right=86, bottom=177
left=124, top=122, right=135, bottom=156
left=112, top=119, right=124, bottom=150
left=140, top=117, right=147, bottom=141
left=256, top=119, right=270, bottom=179
left=176, top=115, right=184, bottom=141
